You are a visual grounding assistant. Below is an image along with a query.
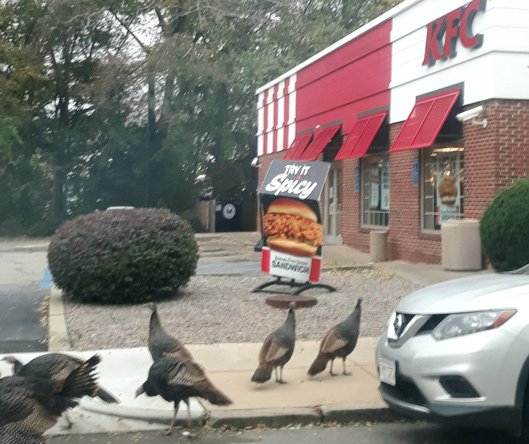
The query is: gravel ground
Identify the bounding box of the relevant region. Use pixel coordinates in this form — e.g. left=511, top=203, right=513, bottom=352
left=64, top=268, right=421, bottom=350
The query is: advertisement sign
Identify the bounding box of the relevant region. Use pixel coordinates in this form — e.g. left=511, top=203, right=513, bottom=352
left=380, top=159, right=390, bottom=211
left=369, top=166, right=380, bottom=209
left=259, top=160, right=330, bottom=283
left=435, top=154, right=462, bottom=225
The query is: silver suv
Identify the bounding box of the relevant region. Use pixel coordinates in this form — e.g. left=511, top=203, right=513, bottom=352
left=376, top=265, right=529, bottom=437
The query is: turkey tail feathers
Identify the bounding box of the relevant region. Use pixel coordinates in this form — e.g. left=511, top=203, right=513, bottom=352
left=251, top=365, right=273, bottom=383
left=307, top=353, right=328, bottom=376
left=61, top=354, right=100, bottom=400
left=205, top=386, right=232, bottom=406
left=96, top=386, right=120, bottom=403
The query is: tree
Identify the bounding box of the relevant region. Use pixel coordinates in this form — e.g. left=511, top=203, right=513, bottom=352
left=0, top=0, right=403, bottom=234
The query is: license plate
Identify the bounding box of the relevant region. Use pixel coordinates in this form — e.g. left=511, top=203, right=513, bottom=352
left=378, top=357, right=396, bottom=386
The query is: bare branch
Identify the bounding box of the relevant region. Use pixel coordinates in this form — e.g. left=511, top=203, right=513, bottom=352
left=154, top=7, right=166, bottom=33
left=108, top=8, right=149, bottom=53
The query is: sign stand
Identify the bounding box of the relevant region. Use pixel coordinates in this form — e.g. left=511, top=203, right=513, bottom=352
left=252, top=276, right=336, bottom=296
left=256, top=160, right=337, bottom=308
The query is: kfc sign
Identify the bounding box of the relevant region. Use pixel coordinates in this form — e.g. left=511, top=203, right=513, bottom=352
left=423, top=0, right=486, bottom=66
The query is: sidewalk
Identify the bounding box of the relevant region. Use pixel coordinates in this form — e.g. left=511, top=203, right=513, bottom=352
left=201, top=231, right=487, bottom=286
left=0, top=338, right=389, bottom=436
left=1, top=232, right=489, bottom=436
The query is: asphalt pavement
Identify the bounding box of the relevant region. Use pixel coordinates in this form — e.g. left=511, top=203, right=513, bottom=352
left=47, top=421, right=517, bottom=444
left=0, top=246, right=49, bottom=353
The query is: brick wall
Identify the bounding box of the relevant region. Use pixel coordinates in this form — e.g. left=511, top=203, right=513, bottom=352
left=339, top=158, right=370, bottom=252
left=465, top=100, right=529, bottom=219
left=384, top=124, right=444, bottom=263
left=255, top=99, right=529, bottom=264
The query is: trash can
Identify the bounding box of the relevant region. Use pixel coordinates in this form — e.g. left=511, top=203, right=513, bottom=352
left=215, top=198, right=242, bottom=232
left=441, top=219, right=482, bottom=271
left=370, top=230, right=388, bottom=262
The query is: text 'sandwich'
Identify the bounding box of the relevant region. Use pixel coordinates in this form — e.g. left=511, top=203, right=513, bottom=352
left=263, top=198, right=323, bottom=257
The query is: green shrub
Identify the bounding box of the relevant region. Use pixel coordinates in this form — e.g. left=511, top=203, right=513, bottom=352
left=48, top=208, right=198, bottom=304
left=480, top=178, right=529, bottom=272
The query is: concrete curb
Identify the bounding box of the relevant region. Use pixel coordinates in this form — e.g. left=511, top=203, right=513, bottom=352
left=79, top=404, right=207, bottom=427
left=48, top=285, right=71, bottom=352
left=0, top=240, right=50, bottom=253
left=205, top=406, right=396, bottom=430
left=319, top=405, right=399, bottom=424
left=322, top=264, right=373, bottom=272
left=207, top=407, right=322, bottom=429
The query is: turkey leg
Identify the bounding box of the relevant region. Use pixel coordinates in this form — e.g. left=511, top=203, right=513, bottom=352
left=183, top=398, right=192, bottom=429
left=61, top=412, right=73, bottom=429
left=165, top=401, right=180, bottom=435
left=342, top=357, right=351, bottom=375
left=277, top=366, right=286, bottom=384
left=329, top=359, right=337, bottom=376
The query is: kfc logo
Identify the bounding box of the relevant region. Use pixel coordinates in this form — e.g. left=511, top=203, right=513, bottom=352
left=423, top=0, right=486, bottom=67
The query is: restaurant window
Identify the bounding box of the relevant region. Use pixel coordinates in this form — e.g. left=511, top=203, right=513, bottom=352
left=361, top=154, right=389, bottom=227
left=421, top=147, right=464, bottom=231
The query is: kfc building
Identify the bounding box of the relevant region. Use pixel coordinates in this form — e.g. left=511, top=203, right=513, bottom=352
left=255, top=0, right=529, bottom=264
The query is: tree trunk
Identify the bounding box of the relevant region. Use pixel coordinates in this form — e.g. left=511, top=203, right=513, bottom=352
left=146, top=68, right=157, bottom=206
left=51, top=167, right=66, bottom=219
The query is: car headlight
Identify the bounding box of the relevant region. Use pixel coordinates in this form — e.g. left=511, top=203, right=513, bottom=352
left=432, top=309, right=516, bottom=340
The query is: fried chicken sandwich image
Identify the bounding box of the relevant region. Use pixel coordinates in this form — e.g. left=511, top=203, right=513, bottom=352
left=438, top=175, right=458, bottom=205
left=263, top=198, right=323, bottom=257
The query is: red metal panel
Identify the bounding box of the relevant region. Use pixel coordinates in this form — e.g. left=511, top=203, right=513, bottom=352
left=300, top=124, right=341, bottom=161
left=295, top=20, right=392, bottom=136
left=391, top=89, right=461, bottom=152
left=283, top=132, right=314, bottom=160
left=335, top=110, right=387, bottom=160
left=299, top=21, right=392, bottom=85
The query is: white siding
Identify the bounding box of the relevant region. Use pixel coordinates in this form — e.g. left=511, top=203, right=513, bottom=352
left=266, top=87, right=275, bottom=154
left=257, top=92, right=265, bottom=156
left=276, top=81, right=285, bottom=151
left=287, top=74, right=297, bottom=149
left=390, top=0, right=529, bottom=123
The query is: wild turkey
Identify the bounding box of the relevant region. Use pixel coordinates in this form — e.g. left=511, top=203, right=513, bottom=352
left=308, top=298, right=362, bottom=376
left=135, top=355, right=232, bottom=435
left=0, top=354, right=100, bottom=444
left=3, top=352, right=119, bottom=429
left=148, top=303, right=193, bottom=362
left=251, top=302, right=296, bottom=384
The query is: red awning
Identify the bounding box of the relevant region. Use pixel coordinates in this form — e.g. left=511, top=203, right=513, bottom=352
left=335, top=110, right=388, bottom=160
left=391, top=89, right=461, bottom=152
left=283, top=132, right=314, bottom=160
left=299, top=124, right=341, bottom=161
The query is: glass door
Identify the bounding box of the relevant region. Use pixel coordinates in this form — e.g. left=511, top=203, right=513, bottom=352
left=324, top=166, right=342, bottom=245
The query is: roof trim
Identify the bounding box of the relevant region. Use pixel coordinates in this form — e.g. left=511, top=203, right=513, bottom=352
left=255, top=0, right=423, bottom=95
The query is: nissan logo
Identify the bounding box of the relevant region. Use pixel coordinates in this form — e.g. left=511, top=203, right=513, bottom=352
left=393, top=313, right=406, bottom=338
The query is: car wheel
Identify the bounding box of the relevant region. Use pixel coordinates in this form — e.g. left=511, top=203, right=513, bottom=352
left=517, top=376, right=529, bottom=441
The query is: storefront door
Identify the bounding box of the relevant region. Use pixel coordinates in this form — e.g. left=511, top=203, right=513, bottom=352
left=324, top=167, right=342, bottom=245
